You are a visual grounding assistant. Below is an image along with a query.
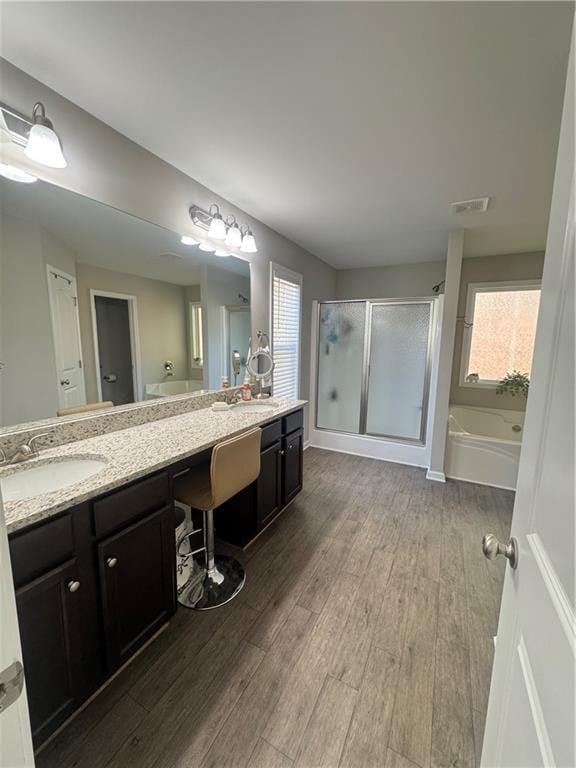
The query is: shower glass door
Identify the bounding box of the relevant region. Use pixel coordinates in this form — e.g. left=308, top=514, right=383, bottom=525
left=316, top=301, right=366, bottom=433
left=364, top=301, right=432, bottom=442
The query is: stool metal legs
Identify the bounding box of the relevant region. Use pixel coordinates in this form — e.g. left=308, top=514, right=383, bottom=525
left=178, top=508, right=245, bottom=611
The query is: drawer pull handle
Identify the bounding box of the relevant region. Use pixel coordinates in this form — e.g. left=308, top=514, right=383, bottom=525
left=67, top=580, right=81, bottom=593
left=106, top=557, right=118, bottom=569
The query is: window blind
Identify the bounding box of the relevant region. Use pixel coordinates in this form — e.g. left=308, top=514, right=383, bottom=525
left=271, top=266, right=302, bottom=399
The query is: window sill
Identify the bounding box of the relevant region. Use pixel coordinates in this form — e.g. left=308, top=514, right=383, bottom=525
left=459, top=381, right=499, bottom=390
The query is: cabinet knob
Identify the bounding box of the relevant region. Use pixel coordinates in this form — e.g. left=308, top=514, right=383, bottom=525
left=106, top=557, right=118, bottom=569
left=67, top=580, right=81, bottom=593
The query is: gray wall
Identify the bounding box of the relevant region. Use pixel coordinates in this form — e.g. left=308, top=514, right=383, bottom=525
left=0, top=59, right=336, bottom=425
left=450, top=251, right=545, bottom=412
left=0, top=214, right=69, bottom=424
left=336, top=261, right=446, bottom=300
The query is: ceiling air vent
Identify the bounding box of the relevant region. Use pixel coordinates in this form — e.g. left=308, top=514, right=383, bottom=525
left=451, top=197, right=490, bottom=214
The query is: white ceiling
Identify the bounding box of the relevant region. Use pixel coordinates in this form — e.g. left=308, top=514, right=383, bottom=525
left=0, top=177, right=250, bottom=283
left=1, top=2, right=573, bottom=268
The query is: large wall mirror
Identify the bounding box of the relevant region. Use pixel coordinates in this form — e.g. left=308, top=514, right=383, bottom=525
left=0, top=178, right=251, bottom=428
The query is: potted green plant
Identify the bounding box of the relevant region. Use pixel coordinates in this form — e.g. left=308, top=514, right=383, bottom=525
left=496, top=370, right=530, bottom=398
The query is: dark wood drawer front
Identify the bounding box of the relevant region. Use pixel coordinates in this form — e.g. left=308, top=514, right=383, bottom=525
left=9, top=514, right=74, bottom=588
left=260, top=419, right=282, bottom=450
left=93, top=472, right=170, bottom=538
left=283, top=409, right=303, bottom=436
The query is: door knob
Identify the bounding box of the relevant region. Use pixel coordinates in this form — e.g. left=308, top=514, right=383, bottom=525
left=482, top=534, right=518, bottom=569
left=67, top=580, right=81, bottom=593
left=106, top=557, right=118, bottom=569
left=60, top=379, right=70, bottom=386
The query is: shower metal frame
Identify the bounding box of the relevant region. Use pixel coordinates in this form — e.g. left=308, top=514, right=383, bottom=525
left=315, top=297, right=436, bottom=446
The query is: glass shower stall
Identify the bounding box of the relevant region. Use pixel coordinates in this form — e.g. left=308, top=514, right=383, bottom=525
left=315, top=298, right=436, bottom=444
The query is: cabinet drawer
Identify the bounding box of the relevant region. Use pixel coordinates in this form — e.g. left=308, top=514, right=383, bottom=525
left=260, top=419, right=282, bottom=450
left=9, top=514, right=74, bottom=589
left=93, top=472, right=170, bottom=538
left=282, top=409, right=303, bottom=436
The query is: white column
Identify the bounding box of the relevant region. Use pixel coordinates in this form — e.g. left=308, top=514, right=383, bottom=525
left=426, top=229, right=464, bottom=482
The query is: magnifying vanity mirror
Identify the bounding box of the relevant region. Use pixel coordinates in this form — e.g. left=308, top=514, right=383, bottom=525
left=0, top=177, right=252, bottom=429
left=246, top=332, right=275, bottom=399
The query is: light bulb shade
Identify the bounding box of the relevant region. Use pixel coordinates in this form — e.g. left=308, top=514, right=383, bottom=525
left=0, top=162, right=37, bottom=183
left=181, top=235, right=199, bottom=246
left=198, top=242, right=216, bottom=252
left=25, top=123, right=67, bottom=168
left=0, top=110, right=12, bottom=143
left=208, top=214, right=227, bottom=240
left=240, top=231, right=258, bottom=253
left=225, top=224, right=242, bottom=248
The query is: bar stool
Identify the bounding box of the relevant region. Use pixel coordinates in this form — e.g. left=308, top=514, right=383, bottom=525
left=174, top=427, right=261, bottom=610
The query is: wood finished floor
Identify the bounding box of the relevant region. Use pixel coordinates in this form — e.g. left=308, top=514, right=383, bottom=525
left=37, top=448, right=513, bottom=768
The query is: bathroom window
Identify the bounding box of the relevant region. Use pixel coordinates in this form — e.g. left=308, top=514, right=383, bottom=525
left=189, top=302, right=204, bottom=367
left=271, top=263, right=302, bottom=399
left=460, top=281, right=541, bottom=386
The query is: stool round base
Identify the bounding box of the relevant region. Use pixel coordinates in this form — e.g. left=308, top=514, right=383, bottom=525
left=178, top=555, right=245, bottom=611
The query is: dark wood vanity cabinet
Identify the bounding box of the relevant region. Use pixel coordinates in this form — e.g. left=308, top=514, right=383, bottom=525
left=8, top=408, right=303, bottom=749
left=9, top=473, right=176, bottom=748
left=98, top=505, right=175, bottom=670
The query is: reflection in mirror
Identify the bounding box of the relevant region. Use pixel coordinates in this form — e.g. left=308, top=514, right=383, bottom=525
left=0, top=178, right=251, bottom=428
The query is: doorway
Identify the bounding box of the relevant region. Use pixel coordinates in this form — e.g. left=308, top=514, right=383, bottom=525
left=90, top=291, right=141, bottom=405
left=225, top=305, right=251, bottom=386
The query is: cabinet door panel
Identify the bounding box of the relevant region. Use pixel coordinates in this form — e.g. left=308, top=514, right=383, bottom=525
left=256, top=440, right=282, bottom=530
left=98, top=506, right=175, bottom=670
left=283, top=429, right=303, bottom=506
left=16, top=559, right=83, bottom=747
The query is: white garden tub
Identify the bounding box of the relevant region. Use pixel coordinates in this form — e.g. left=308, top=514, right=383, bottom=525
left=145, top=380, right=205, bottom=398
left=445, top=405, right=525, bottom=490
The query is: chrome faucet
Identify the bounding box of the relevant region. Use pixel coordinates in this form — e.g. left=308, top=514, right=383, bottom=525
left=8, top=433, right=53, bottom=464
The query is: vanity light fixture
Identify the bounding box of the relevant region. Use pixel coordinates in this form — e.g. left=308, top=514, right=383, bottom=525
left=189, top=204, right=257, bottom=254
left=207, top=204, right=227, bottom=240
left=214, top=248, right=230, bottom=257
left=240, top=226, right=258, bottom=253
left=181, top=235, right=200, bottom=246
left=0, top=162, right=37, bottom=184
left=24, top=103, right=67, bottom=169
left=224, top=216, right=242, bottom=248
left=198, top=242, right=216, bottom=252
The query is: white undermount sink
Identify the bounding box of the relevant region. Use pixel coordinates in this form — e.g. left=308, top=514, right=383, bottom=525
left=234, top=401, right=278, bottom=414
left=0, top=456, right=108, bottom=503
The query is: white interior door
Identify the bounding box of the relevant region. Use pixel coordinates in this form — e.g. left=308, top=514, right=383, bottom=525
left=481, top=34, right=574, bottom=768
left=47, top=266, right=86, bottom=411
left=0, top=492, right=35, bottom=767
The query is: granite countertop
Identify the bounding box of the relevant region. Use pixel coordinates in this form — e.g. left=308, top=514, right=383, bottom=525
left=2, top=399, right=307, bottom=534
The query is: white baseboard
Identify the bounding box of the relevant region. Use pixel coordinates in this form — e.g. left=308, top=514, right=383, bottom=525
left=303, top=440, right=311, bottom=450
left=446, top=472, right=515, bottom=491
left=426, top=469, right=446, bottom=483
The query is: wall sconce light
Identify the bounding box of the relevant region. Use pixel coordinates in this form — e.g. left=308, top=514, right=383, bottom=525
left=0, top=100, right=67, bottom=177
left=189, top=204, right=257, bottom=255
